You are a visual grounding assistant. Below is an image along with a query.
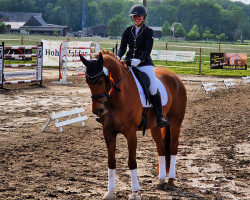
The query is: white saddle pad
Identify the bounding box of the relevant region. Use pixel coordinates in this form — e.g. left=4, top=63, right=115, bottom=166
left=131, top=70, right=168, bottom=108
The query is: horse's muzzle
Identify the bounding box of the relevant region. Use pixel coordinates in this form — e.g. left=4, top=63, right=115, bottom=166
left=93, top=108, right=105, bottom=116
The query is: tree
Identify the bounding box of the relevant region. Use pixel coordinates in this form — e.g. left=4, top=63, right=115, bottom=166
left=225, top=4, right=250, bottom=41
left=232, top=26, right=243, bottom=41
left=147, top=5, right=176, bottom=26
left=25, top=27, right=29, bottom=34
left=86, top=2, right=99, bottom=27
left=0, top=22, right=5, bottom=33
left=216, top=33, right=227, bottom=42
left=202, top=28, right=214, bottom=40
left=161, top=21, right=171, bottom=37
left=20, top=0, right=36, bottom=12
left=99, top=0, right=126, bottom=25
left=107, top=13, right=129, bottom=38
left=187, top=25, right=200, bottom=40
left=0, top=0, right=20, bottom=12
left=172, top=22, right=186, bottom=37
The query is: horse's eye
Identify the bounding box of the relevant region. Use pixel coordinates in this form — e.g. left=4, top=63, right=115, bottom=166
left=98, top=79, right=104, bottom=85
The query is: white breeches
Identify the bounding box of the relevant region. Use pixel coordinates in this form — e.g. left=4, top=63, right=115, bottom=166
left=135, top=65, right=158, bottom=95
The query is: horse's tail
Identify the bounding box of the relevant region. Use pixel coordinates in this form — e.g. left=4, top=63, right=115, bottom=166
left=164, top=124, right=171, bottom=173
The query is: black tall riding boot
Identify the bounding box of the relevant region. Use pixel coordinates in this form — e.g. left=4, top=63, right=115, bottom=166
left=150, top=90, right=169, bottom=128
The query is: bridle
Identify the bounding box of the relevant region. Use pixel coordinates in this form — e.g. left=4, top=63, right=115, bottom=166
left=86, top=66, right=131, bottom=105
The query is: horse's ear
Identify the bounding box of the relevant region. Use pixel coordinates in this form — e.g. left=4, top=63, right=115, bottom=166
left=79, top=53, right=89, bottom=66
left=98, top=53, right=103, bottom=67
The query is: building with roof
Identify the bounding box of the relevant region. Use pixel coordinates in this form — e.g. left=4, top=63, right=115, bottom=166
left=0, top=11, right=71, bottom=36
left=0, top=11, right=42, bottom=33
left=20, top=16, right=71, bottom=36
left=150, top=26, right=162, bottom=38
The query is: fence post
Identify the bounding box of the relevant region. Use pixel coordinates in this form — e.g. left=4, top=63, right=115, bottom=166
left=219, top=44, right=221, bottom=52
left=166, top=42, right=168, bottom=50
left=199, top=48, right=202, bottom=74
left=21, top=36, right=23, bottom=45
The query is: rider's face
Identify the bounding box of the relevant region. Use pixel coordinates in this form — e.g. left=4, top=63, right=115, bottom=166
left=132, top=15, right=144, bottom=27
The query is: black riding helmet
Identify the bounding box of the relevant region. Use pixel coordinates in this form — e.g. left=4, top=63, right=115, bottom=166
left=130, top=4, right=147, bottom=19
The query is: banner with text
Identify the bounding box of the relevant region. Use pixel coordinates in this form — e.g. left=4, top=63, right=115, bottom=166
left=42, top=40, right=99, bottom=67
left=151, top=50, right=195, bottom=62
left=210, top=53, right=247, bottom=69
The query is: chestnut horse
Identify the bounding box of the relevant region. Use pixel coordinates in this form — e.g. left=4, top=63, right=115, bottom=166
left=80, top=50, right=187, bottom=200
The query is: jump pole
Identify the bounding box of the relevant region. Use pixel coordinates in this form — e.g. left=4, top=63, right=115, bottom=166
left=53, top=41, right=99, bottom=85
left=0, top=42, right=43, bottom=89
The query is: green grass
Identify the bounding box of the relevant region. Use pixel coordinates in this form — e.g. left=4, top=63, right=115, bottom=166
left=0, top=34, right=249, bottom=77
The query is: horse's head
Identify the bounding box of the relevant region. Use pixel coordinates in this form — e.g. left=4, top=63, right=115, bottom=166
left=80, top=53, right=110, bottom=116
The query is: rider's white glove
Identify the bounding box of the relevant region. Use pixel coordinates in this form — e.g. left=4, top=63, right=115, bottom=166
left=116, top=56, right=120, bottom=60
left=131, top=58, right=141, bottom=67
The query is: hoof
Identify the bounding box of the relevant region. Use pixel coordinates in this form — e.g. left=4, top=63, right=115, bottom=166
left=129, top=192, right=141, bottom=200
left=165, top=178, right=176, bottom=191
left=156, top=179, right=165, bottom=190
left=103, top=191, right=116, bottom=200
left=168, top=178, right=175, bottom=186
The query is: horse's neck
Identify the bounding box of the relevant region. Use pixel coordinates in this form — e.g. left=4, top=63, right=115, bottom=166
left=108, top=61, right=138, bottom=103
left=104, top=58, right=126, bottom=83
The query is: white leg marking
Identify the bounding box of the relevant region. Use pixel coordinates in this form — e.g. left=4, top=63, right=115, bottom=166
left=169, top=155, right=177, bottom=179
left=130, top=169, right=140, bottom=192
left=158, top=156, right=166, bottom=180
left=108, top=168, right=116, bottom=192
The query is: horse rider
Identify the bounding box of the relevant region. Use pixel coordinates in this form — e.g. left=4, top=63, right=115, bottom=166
left=117, top=4, right=168, bottom=128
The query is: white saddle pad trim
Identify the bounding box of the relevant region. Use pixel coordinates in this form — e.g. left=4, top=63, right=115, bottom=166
left=131, top=70, right=168, bottom=108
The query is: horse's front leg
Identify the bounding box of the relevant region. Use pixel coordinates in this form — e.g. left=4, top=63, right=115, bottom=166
left=125, top=130, right=141, bottom=200
left=102, top=129, right=117, bottom=200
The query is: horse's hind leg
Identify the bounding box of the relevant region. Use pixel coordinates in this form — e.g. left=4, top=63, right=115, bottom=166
left=150, top=127, right=167, bottom=187
left=167, top=123, right=181, bottom=186
left=161, top=125, right=170, bottom=175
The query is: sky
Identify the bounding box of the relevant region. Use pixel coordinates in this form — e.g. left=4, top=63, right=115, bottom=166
left=230, top=0, right=250, bottom=4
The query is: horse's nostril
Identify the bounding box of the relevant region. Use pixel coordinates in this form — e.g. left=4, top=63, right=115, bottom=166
left=97, top=108, right=104, bottom=116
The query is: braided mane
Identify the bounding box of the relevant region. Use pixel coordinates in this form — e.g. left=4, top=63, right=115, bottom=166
left=95, top=50, right=128, bottom=69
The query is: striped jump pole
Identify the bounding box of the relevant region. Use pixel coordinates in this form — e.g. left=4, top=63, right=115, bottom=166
left=0, top=42, right=43, bottom=89
left=4, top=64, right=37, bottom=68
left=4, top=46, right=37, bottom=50
left=4, top=54, right=37, bottom=59
left=70, top=46, right=95, bottom=50
left=67, top=73, right=85, bottom=76
left=4, top=79, right=38, bottom=84
left=54, top=41, right=99, bottom=85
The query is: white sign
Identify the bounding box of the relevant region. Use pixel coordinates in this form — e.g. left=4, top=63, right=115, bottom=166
left=42, top=40, right=94, bottom=66
left=0, top=46, right=3, bottom=85
left=4, top=71, right=36, bottom=78
left=151, top=50, right=196, bottom=62
left=37, top=45, right=43, bottom=81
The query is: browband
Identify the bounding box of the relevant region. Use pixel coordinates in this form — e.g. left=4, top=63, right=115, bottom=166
left=86, top=66, right=109, bottom=83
